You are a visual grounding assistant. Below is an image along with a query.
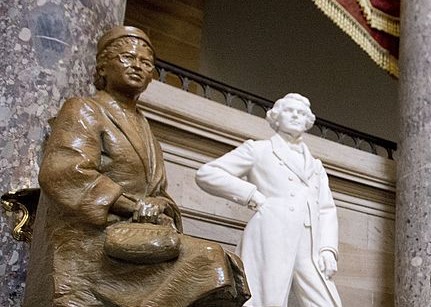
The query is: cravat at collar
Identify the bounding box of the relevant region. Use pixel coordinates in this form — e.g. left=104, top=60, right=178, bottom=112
left=278, top=133, right=304, bottom=153
left=287, top=142, right=304, bottom=153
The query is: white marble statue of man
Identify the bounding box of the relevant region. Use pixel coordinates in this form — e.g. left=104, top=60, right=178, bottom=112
left=195, top=93, right=342, bottom=307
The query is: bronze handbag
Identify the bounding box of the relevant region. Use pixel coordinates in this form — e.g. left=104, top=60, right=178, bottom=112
left=104, top=222, right=181, bottom=264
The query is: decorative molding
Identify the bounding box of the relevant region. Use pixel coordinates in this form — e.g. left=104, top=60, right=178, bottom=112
left=181, top=207, right=247, bottom=230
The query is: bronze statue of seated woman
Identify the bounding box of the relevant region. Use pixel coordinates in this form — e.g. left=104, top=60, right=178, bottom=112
left=22, top=26, right=250, bottom=307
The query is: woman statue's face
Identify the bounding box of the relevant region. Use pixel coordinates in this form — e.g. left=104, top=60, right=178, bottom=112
left=101, top=42, right=155, bottom=95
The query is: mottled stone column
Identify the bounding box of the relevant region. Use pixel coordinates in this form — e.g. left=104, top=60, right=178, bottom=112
left=0, top=0, right=126, bottom=305
left=396, top=1, right=431, bottom=306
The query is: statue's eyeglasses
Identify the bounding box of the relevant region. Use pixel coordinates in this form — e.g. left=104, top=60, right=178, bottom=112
left=118, top=52, right=154, bottom=70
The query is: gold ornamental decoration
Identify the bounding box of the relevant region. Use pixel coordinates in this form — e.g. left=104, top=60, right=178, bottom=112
left=356, top=0, right=399, bottom=37
left=311, top=0, right=399, bottom=77
left=1, top=188, right=40, bottom=242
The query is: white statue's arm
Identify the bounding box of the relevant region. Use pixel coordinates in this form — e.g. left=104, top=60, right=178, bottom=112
left=196, top=140, right=261, bottom=208
left=316, top=160, right=339, bottom=278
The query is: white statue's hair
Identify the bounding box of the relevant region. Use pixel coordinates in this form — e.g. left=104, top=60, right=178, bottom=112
left=266, top=93, right=316, bottom=131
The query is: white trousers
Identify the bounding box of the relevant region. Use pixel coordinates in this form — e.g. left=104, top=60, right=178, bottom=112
left=283, top=226, right=338, bottom=307
left=245, top=225, right=339, bottom=307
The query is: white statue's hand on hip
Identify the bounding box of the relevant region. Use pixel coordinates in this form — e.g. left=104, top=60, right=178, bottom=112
left=248, top=190, right=266, bottom=211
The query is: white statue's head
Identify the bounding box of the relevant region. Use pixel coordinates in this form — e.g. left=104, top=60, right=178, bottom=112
left=266, top=93, right=316, bottom=136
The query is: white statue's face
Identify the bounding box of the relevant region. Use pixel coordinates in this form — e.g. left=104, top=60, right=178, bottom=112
left=277, top=100, right=309, bottom=138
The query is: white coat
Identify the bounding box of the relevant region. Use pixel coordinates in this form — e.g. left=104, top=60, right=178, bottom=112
left=196, top=134, right=341, bottom=307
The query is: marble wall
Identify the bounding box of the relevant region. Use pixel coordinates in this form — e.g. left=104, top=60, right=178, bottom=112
left=396, top=1, right=431, bottom=305
left=0, top=0, right=126, bottom=305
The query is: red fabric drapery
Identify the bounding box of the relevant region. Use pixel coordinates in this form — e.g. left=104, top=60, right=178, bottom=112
left=312, top=0, right=400, bottom=77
